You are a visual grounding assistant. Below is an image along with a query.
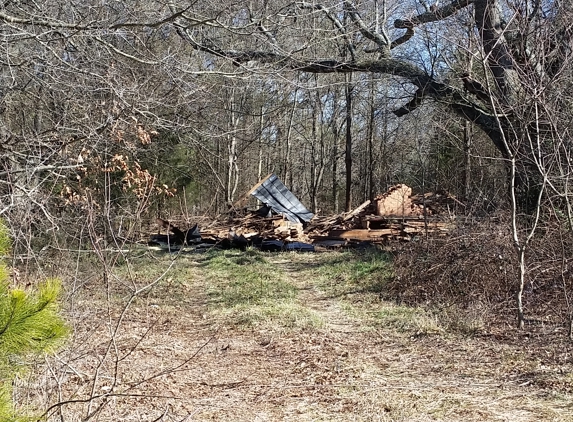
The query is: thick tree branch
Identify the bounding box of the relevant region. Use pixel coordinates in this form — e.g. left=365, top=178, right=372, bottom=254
left=294, top=58, right=427, bottom=78
left=391, top=23, right=415, bottom=49
left=343, top=1, right=390, bottom=56
left=393, top=88, right=424, bottom=116
left=300, top=57, right=510, bottom=157
left=461, top=73, right=490, bottom=102
left=296, top=2, right=357, bottom=60
left=391, top=1, right=472, bottom=51
left=395, top=0, right=474, bottom=29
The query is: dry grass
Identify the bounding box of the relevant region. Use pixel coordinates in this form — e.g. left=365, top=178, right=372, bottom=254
left=12, top=247, right=573, bottom=421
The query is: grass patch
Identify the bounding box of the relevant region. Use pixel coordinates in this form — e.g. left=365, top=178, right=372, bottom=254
left=203, top=249, right=322, bottom=330
left=368, top=303, right=443, bottom=334
left=297, top=248, right=486, bottom=336
left=204, top=249, right=297, bottom=306
left=333, top=298, right=443, bottom=335
left=296, top=248, right=446, bottom=334
left=311, top=248, right=393, bottom=297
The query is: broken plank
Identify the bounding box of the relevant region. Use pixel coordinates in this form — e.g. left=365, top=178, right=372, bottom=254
left=231, top=173, right=274, bottom=210
left=318, top=229, right=400, bottom=241
left=343, top=200, right=371, bottom=221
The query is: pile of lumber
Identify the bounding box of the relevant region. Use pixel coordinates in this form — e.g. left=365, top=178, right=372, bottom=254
left=148, top=184, right=457, bottom=250
left=308, top=218, right=451, bottom=244
left=200, top=214, right=308, bottom=244
left=302, top=184, right=455, bottom=244
left=149, top=213, right=310, bottom=250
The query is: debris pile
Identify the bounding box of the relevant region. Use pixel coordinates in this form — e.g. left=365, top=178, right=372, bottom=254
left=148, top=178, right=457, bottom=251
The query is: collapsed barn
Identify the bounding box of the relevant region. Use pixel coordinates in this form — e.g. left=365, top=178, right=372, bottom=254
left=149, top=174, right=456, bottom=252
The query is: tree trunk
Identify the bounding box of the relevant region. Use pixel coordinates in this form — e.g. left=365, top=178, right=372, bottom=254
left=344, top=73, right=353, bottom=212
left=284, top=88, right=297, bottom=189
left=473, top=0, right=518, bottom=102
left=257, top=103, right=264, bottom=183
left=516, top=246, right=527, bottom=330
left=463, top=121, right=472, bottom=199
left=332, top=130, right=339, bottom=214
left=367, top=77, right=376, bottom=201
left=226, top=93, right=239, bottom=204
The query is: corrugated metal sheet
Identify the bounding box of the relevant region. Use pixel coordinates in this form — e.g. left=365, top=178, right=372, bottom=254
left=250, top=174, right=314, bottom=223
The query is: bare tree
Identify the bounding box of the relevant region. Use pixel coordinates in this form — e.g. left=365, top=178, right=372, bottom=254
left=163, top=1, right=570, bottom=197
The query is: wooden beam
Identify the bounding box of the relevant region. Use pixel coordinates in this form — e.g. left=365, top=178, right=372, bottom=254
left=343, top=199, right=371, bottom=221
left=319, top=229, right=401, bottom=241
left=232, top=173, right=274, bottom=209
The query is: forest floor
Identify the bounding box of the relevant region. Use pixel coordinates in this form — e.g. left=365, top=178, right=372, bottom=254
left=18, top=247, right=573, bottom=421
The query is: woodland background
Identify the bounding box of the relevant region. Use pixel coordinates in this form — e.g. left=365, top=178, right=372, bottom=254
left=2, top=1, right=573, bottom=419
left=1, top=0, right=573, bottom=329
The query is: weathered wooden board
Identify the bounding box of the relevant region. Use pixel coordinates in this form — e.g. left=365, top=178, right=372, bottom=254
left=343, top=200, right=371, bottom=221
left=318, top=229, right=401, bottom=241
left=232, top=173, right=274, bottom=209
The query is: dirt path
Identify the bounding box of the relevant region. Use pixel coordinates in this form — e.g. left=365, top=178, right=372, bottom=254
left=244, top=254, right=573, bottom=422
left=270, top=256, right=358, bottom=334
left=25, top=251, right=573, bottom=422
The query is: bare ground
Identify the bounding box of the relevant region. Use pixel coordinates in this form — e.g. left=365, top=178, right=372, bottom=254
left=16, top=250, right=573, bottom=421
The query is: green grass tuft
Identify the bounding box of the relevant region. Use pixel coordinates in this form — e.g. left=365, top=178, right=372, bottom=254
left=311, top=248, right=392, bottom=297
left=203, top=249, right=321, bottom=330
left=204, top=249, right=296, bottom=307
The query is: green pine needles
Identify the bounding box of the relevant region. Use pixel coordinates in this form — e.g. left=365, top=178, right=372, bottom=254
left=0, top=222, right=68, bottom=421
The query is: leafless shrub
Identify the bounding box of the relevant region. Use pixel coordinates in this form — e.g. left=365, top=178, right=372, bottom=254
left=389, top=214, right=573, bottom=330
left=389, top=216, right=517, bottom=307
